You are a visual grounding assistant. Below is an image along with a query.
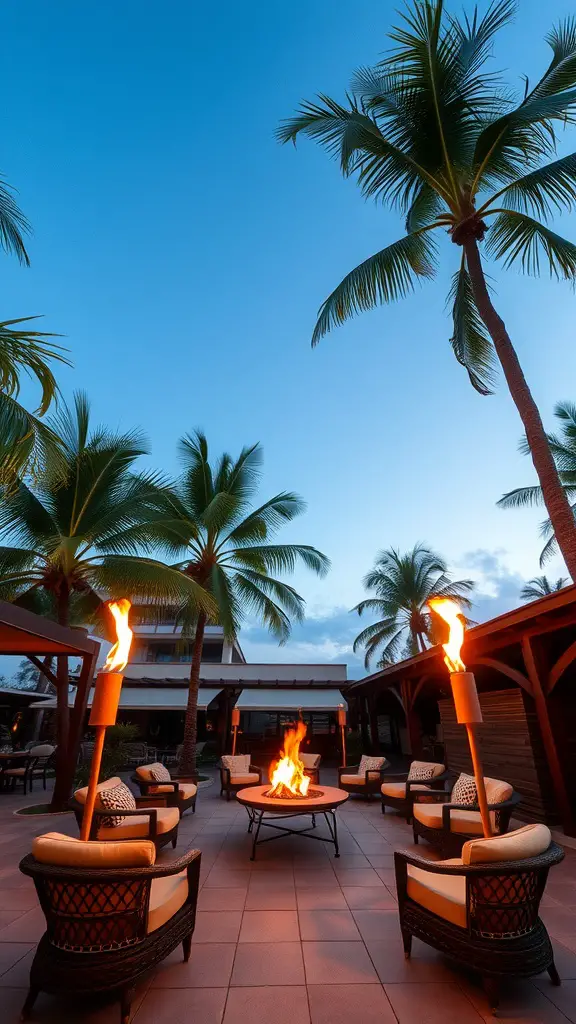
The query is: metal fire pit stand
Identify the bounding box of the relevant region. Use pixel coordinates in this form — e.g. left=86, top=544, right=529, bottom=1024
left=236, top=785, right=349, bottom=862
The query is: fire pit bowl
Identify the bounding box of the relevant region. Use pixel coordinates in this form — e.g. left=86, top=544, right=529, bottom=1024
left=236, top=784, right=349, bottom=860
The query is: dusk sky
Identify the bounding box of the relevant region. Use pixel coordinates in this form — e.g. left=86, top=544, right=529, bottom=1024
left=2, top=0, right=576, bottom=677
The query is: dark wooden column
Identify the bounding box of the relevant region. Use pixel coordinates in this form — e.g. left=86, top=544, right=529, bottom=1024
left=359, top=698, right=370, bottom=753
left=400, top=679, right=422, bottom=759
left=522, top=636, right=575, bottom=837
left=367, top=696, right=380, bottom=754
left=216, top=691, right=229, bottom=755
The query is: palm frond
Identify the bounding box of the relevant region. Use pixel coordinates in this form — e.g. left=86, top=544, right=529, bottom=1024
left=91, top=556, right=216, bottom=616
left=448, top=259, right=497, bottom=394
left=0, top=178, right=31, bottom=265
left=486, top=210, right=576, bottom=278
left=312, top=231, right=437, bottom=345
left=497, top=484, right=549, bottom=509
left=227, top=543, right=330, bottom=578
left=223, top=493, right=306, bottom=547
left=0, top=317, right=69, bottom=415
left=529, top=18, right=576, bottom=100
left=490, top=152, right=576, bottom=220
left=233, top=573, right=292, bottom=643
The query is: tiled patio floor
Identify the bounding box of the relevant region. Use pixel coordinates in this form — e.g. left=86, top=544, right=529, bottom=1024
left=1, top=770, right=576, bottom=1022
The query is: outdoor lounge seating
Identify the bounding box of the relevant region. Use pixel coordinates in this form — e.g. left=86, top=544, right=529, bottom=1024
left=300, top=752, right=322, bottom=784
left=19, top=832, right=201, bottom=1024
left=2, top=746, right=56, bottom=794
left=219, top=754, right=262, bottom=800
left=412, top=773, right=522, bottom=856
left=70, top=776, right=180, bottom=850
left=381, top=760, right=449, bottom=821
left=395, top=823, right=564, bottom=1011
left=338, top=755, right=390, bottom=797
left=132, top=761, right=197, bottom=815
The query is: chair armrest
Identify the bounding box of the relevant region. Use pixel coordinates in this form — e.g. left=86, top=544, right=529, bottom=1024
left=394, top=848, right=467, bottom=875
left=249, top=765, right=262, bottom=780
left=382, top=772, right=409, bottom=783
left=220, top=765, right=232, bottom=783
left=89, top=805, right=159, bottom=840
left=339, top=765, right=359, bottom=778
left=137, top=779, right=179, bottom=795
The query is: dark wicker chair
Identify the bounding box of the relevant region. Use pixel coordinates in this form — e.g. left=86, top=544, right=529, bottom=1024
left=300, top=753, right=322, bottom=785
left=338, top=758, right=390, bottom=798
left=395, top=839, right=564, bottom=1011
left=219, top=758, right=262, bottom=800
left=69, top=798, right=180, bottom=851
left=412, top=787, right=522, bottom=857
left=380, top=764, right=451, bottom=822
left=19, top=844, right=201, bottom=1024
left=1, top=753, right=52, bottom=795
left=132, top=765, right=197, bottom=816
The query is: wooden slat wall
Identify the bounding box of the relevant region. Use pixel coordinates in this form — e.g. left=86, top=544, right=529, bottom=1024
left=439, top=688, right=556, bottom=824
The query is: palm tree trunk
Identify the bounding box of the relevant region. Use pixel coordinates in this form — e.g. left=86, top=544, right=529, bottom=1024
left=465, top=239, right=576, bottom=579
left=179, top=613, right=206, bottom=778
left=50, top=586, right=72, bottom=811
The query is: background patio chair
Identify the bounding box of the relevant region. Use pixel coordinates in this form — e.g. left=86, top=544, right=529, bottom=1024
left=20, top=832, right=201, bottom=1024
left=219, top=755, right=262, bottom=800
left=338, top=755, right=390, bottom=798
left=70, top=776, right=180, bottom=851
left=2, top=754, right=40, bottom=795
left=395, top=823, right=564, bottom=1011
left=132, top=761, right=197, bottom=816
left=380, top=760, right=450, bottom=822
left=412, top=774, right=521, bottom=856
left=300, top=752, right=321, bottom=785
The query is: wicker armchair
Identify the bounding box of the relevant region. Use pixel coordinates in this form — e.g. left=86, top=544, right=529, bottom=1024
left=300, top=752, right=322, bottom=785
left=132, top=762, right=197, bottom=816
left=412, top=778, right=521, bottom=857
left=338, top=756, right=390, bottom=798
left=19, top=833, right=201, bottom=1024
left=70, top=777, right=180, bottom=851
left=395, top=824, right=564, bottom=1011
left=219, top=755, right=262, bottom=800
left=381, top=761, right=450, bottom=822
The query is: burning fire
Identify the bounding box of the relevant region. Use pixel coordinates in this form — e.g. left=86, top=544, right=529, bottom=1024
left=428, top=598, right=466, bottom=673
left=103, top=599, right=133, bottom=673
left=268, top=720, right=310, bottom=798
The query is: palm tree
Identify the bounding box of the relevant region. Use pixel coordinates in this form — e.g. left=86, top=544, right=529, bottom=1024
left=151, top=432, right=330, bottom=776
left=352, top=544, right=474, bottom=667
left=279, top=0, right=576, bottom=578
left=0, top=394, right=214, bottom=808
left=498, top=401, right=576, bottom=564
left=520, top=575, right=567, bottom=601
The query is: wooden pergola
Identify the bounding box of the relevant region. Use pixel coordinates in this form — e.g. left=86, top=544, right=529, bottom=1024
left=348, top=585, right=576, bottom=836
left=0, top=601, right=100, bottom=784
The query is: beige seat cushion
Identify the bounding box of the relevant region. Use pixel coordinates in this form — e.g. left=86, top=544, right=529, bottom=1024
left=147, top=782, right=198, bottom=799
left=96, top=806, right=179, bottom=840
left=3, top=767, right=26, bottom=776
left=413, top=802, right=493, bottom=834
left=230, top=773, right=260, bottom=785
left=381, top=782, right=431, bottom=799
left=148, top=868, right=189, bottom=933
left=32, top=832, right=156, bottom=868
left=462, top=823, right=551, bottom=865
left=75, top=775, right=124, bottom=805
left=341, top=774, right=369, bottom=785
left=407, top=862, right=467, bottom=928
left=484, top=777, right=514, bottom=804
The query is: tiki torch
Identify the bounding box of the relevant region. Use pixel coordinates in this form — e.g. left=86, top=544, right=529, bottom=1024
left=337, top=704, right=347, bottom=768
left=231, top=706, right=240, bottom=755
left=80, top=599, right=133, bottom=841
left=428, top=598, right=492, bottom=839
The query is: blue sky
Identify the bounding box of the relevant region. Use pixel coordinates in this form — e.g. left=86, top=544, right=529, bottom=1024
left=2, top=0, right=576, bottom=679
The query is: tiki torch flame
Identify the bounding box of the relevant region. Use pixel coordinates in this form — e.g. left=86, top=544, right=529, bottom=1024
left=102, top=599, right=133, bottom=673
left=428, top=598, right=466, bottom=673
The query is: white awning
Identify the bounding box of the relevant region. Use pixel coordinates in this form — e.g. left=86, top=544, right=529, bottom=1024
left=29, top=687, right=223, bottom=712
left=234, top=688, right=347, bottom=712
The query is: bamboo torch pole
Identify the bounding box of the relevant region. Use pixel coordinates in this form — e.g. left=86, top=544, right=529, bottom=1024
left=338, top=704, right=347, bottom=768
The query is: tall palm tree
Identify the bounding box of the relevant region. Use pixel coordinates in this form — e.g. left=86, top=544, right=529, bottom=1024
left=352, top=544, right=474, bottom=667
left=520, top=575, right=567, bottom=601
left=279, top=0, right=576, bottom=578
left=151, top=432, right=330, bottom=775
left=499, top=401, right=576, bottom=564
left=0, top=394, right=214, bottom=808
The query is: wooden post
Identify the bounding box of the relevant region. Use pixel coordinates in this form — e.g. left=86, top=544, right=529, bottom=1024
left=359, top=699, right=370, bottom=751
left=522, top=636, right=575, bottom=837
left=400, top=679, right=422, bottom=758
left=367, top=696, right=379, bottom=754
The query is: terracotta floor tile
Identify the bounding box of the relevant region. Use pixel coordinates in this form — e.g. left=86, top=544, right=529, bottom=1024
left=530, top=978, right=576, bottom=1022
left=197, top=888, right=247, bottom=912
left=341, top=886, right=396, bottom=910
left=296, top=889, right=348, bottom=910
left=0, top=888, right=38, bottom=911
left=0, top=942, right=33, bottom=981
left=244, top=887, right=297, bottom=910
left=298, top=910, right=360, bottom=941
left=352, top=908, right=401, bottom=941
left=151, top=943, right=235, bottom=988
left=223, top=986, right=309, bottom=1024
left=308, top=984, right=397, bottom=1024
left=239, top=910, right=299, bottom=943
left=247, top=871, right=295, bottom=889
left=460, top=974, right=573, bottom=1023
left=204, top=871, right=251, bottom=889
left=333, top=868, right=383, bottom=887
left=192, top=912, right=243, bottom=944
left=302, top=941, right=379, bottom=984
left=366, top=939, right=460, bottom=984
left=230, top=942, right=305, bottom=986
left=384, top=982, right=484, bottom=1023
left=293, top=870, right=339, bottom=889
left=0, top=907, right=45, bottom=941
left=135, top=986, right=227, bottom=1024
left=332, top=855, right=371, bottom=871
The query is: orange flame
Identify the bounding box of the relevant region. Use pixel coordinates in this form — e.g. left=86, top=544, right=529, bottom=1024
left=102, top=599, right=133, bottom=673
left=428, top=597, right=466, bottom=673
left=268, top=720, right=310, bottom=798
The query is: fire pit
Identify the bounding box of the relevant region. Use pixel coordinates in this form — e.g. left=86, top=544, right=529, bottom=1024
left=235, top=721, right=349, bottom=860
